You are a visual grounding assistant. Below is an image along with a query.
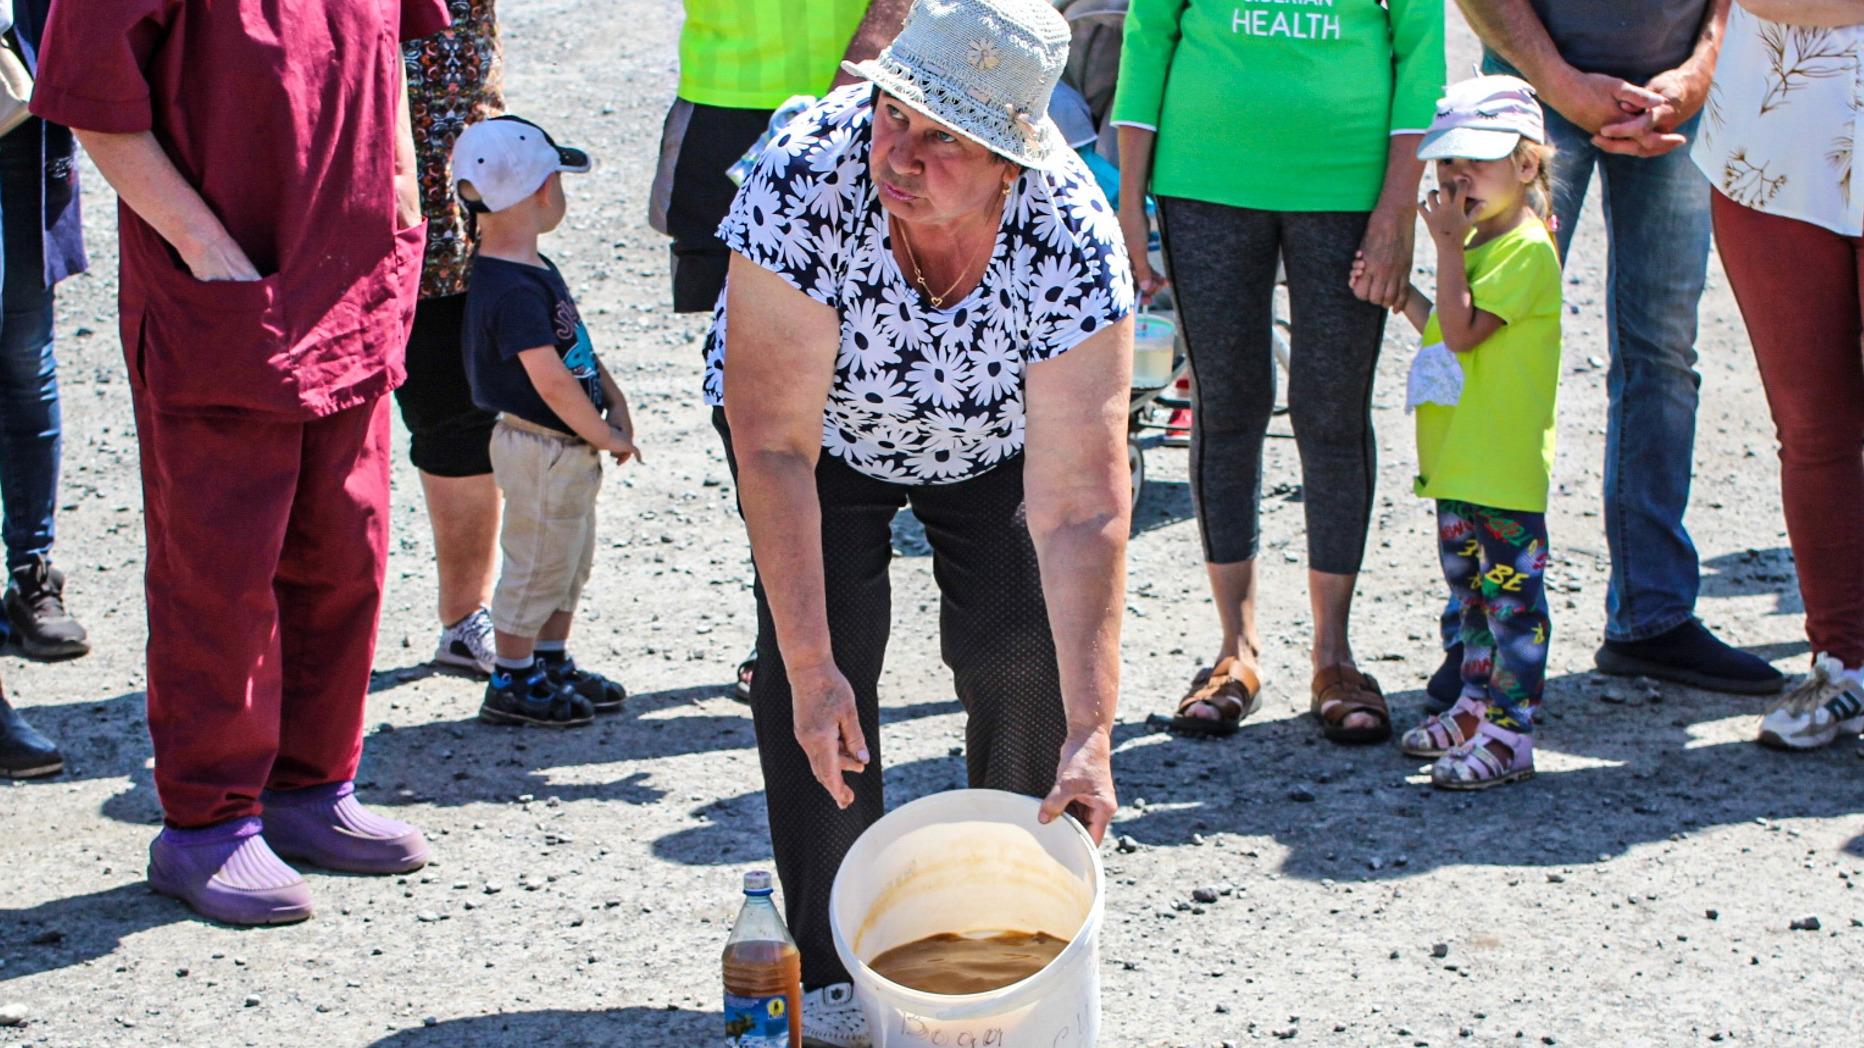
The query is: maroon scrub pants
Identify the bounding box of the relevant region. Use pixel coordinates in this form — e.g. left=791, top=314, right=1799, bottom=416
left=132, top=391, right=392, bottom=828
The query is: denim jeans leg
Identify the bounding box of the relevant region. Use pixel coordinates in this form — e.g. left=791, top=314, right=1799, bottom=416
left=1540, top=110, right=1598, bottom=260
left=1595, top=117, right=1710, bottom=642
left=0, top=139, right=61, bottom=575
left=0, top=277, right=59, bottom=574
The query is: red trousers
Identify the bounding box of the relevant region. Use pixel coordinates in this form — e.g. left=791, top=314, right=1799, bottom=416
left=133, top=392, right=392, bottom=828
left=1713, top=191, right=1864, bottom=667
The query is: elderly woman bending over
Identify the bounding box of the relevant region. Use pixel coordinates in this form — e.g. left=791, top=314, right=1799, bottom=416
left=703, top=0, right=1133, bottom=1036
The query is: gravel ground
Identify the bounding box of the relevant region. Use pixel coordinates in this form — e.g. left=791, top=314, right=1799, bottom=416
left=3, top=3, right=1862, bottom=1046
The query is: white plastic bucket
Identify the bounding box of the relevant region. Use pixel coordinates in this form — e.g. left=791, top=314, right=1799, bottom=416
left=1132, top=312, right=1177, bottom=389
left=829, top=789, right=1104, bottom=1047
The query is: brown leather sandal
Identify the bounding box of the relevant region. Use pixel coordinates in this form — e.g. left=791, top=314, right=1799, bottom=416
left=1171, top=657, right=1263, bottom=738
left=1310, top=665, right=1391, bottom=744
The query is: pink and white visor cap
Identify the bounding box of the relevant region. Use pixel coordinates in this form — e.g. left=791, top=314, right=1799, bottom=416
left=1417, top=75, right=1547, bottom=162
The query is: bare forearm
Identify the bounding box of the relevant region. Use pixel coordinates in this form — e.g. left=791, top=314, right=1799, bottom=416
left=828, top=0, right=910, bottom=87
left=738, top=452, right=835, bottom=673
left=1375, top=135, right=1427, bottom=215
left=1032, top=518, right=1125, bottom=739
left=596, top=362, right=631, bottom=430
left=1455, top=0, right=1574, bottom=85
left=1115, top=125, right=1156, bottom=213
left=529, top=366, right=614, bottom=447
left=1401, top=284, right=1433, bottom=333
left=1432, top=244, right=1480, bottom=352
left=845, top=0, right=909, bottom=62
left=74, top=130, right=232, bottom=263
left=396, top=56, right=419, bottom=226
left=1695, top=0, right=1733, bottom=62
left=1739, top=0, right=1861, bottom=26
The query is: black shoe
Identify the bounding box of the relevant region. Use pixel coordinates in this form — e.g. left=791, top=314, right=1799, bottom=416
left=478, top=665, right=594, bottom=727
left=1424, top=642, right=1465, bottom=713
left=1595, top=619, right=1786, bottom=695
left=4, top=556, right=90, bottom=660
left=540, top=655, right=626, bottom=713
left=0, top=688, right=63, bottom=778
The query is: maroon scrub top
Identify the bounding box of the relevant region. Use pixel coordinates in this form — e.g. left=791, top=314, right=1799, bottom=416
left=30, top=0, right=453, bottom=419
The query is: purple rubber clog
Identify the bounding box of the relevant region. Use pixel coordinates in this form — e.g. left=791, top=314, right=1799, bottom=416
left=261, top=781, right=430, bottom=875
left=147, top=818, right=314, bottom=926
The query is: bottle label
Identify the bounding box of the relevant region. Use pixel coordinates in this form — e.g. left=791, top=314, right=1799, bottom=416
left=724, top=991, right=790, bottom=1047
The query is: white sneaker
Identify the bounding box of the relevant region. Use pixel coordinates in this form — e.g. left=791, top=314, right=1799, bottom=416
left=433, top=607, right=495, bottom=676
left=1758, top=654, right=1864, bottom=751
left=801, top=982, right=870, bottom=1048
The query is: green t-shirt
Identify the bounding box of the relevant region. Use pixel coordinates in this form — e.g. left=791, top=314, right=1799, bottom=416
left=1111, top=0, right=1444, bottom=212
left=1414, top=219, right=1564, bottom=513
left=678, top=0, right=869, bottom=110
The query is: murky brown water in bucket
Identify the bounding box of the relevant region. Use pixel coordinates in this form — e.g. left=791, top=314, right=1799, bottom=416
left=869, top=931, right=1069, bottom=995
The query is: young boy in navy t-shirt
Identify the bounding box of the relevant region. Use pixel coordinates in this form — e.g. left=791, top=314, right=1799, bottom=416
left=454, top=116, right=640, bottom=728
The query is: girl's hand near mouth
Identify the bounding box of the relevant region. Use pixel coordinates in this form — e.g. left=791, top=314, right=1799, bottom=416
left=1421, top=182, right=1476, bottom=246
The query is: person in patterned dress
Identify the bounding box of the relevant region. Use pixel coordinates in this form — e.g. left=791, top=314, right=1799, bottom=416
left=395, top=0, right=506, bottom=676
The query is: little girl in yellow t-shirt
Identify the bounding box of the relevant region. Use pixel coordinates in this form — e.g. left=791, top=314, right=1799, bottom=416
left=1356, top=75, right=1564, bottom=790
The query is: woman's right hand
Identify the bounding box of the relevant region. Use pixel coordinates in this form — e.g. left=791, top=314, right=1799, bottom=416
left=789, top=661, right=869, bottom=810
left=1119, top=205, right=1167, bottom=304
left=183, top=232, right=262, bottom=282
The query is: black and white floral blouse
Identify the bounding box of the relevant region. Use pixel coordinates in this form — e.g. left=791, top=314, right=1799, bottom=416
left=703, top=84, right=1133, bottom=485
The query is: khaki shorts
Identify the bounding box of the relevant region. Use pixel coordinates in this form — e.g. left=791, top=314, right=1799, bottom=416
left=489, top=415, right=601, bottom=637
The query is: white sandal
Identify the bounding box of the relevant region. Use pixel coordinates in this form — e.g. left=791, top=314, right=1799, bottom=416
left=1400, top=695, right=1488, bottom=757
left=1431, top=720, right=1534, bottom=791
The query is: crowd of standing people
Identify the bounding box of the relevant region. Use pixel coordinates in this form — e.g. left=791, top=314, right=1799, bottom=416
left=0, top=1, right=1857, bottom=1046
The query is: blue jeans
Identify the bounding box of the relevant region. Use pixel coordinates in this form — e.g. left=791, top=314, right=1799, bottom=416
left=0, top=146, right=61, bottom=574
left=1482, top=53, right=1712, bottom=642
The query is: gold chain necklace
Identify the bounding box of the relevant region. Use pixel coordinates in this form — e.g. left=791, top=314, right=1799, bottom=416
left=892, top=214, right=993, bottom=309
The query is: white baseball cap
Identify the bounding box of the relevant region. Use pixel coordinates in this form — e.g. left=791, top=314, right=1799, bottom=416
left=450, top=115, right=592, bottom=213
left=1417, top=75, right=1547, bottom=162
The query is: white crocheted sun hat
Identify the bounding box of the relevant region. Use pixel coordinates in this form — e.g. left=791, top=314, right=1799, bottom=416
left=842, top=0, right=1070, bottom=169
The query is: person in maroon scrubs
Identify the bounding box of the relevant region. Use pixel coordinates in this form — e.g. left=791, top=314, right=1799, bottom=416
left=30, top=0, right=451, bottom=926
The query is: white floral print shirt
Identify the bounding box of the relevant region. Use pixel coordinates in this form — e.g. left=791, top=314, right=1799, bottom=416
left=1695, top=5, right=1864, bottom=235
left=703, top=85, right=1134, bottom=485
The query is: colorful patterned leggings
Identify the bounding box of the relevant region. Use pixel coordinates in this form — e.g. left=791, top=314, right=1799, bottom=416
left=1437, top=500, right=1552, bottom=732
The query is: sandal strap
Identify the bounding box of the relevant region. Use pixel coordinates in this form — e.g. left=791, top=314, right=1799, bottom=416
left=1444, top=721, right=1533, bottom=780
left=1419, top=712, right=1469, bottom=751
left=1473, top=718, right=1530, bottom=752
left=1431, top=696, right=1491, bottom=748
left=1312, top=666, right=1388, bottom=726
left=1218, top=658, right=1262, bottom=698
left=1460, top=742, right=1510, bottom=780
left=1177, top=658, right=1260, bottom=719
left=1177, top=689, right=1245, bottom=719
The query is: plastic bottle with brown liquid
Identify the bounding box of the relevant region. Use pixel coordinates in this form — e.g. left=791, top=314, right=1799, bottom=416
left=722, top=870, right=802, bottom=1047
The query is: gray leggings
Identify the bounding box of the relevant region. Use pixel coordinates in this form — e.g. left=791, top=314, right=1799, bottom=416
left=1157, top=197, right=1386, bottom=574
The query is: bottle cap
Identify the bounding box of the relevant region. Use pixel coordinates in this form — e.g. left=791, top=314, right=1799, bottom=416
left=743, top=870, right=773, bottom=895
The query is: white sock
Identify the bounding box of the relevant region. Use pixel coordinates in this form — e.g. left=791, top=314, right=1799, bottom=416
left=495, top=655, right=534, bottom=672
left=535, top=639, right=567, bottom=654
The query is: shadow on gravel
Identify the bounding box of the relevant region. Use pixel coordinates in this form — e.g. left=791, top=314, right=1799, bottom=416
left=365, top=1006, right=711, bottom=1047
left=1106, top=671, right=1864, bottom=882
left=652, top=742, right=977, bottom=866
left=0, top=881, right=181, bottom=982
left=1700, top=547, right=1804, bottom=616
left=37, top=679, right=964, bottom=828
left=347, top=688, right=963, bottom=818
left=5, top=689, right=148, bottom=787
